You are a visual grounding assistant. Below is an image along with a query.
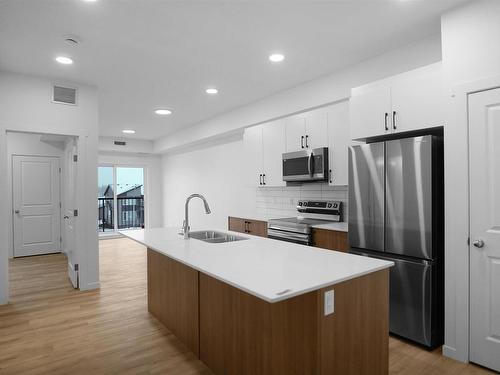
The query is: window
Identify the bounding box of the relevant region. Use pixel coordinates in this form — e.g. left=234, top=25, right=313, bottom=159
left=97, top=166, right=145, bottom=234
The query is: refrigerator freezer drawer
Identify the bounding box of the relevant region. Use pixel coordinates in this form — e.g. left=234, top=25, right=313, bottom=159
left=350, top=249, right=442, bottom=348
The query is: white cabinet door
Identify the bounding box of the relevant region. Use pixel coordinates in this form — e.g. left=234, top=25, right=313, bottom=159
left=350, top=85, right=391, bottom=140
left=327, top=101, right=350, bottom=186
left=304, top=108, right=329, bottom=149
left=243, top=125, right=264, bottom=187
left=391, top=65, right=445, bottom=133
left=262, top=120, right=286, bottom=187
left=285, top=114, right=306, bottom=152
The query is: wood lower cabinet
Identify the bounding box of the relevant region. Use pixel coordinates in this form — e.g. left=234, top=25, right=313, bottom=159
left=228, top=216, right=267, bottom=237
left=312, top=228, right=349, bottom=252
left=148, top=247, right=389, bottom=375
left=147, top=249, right=199, bottom=356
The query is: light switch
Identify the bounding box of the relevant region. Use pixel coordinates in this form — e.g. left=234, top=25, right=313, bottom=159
left=324, top=290, right=334, bottom=316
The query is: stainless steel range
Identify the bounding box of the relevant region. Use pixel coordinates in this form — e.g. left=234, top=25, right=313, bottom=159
left=267, top=200, right=343, bottom=245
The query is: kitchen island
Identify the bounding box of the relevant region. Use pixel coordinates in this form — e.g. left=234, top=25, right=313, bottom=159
left=121, top=227, right=393, bottom=375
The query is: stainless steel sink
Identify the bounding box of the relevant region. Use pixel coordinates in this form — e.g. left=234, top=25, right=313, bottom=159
left=188, top=230, right=248, bottom=243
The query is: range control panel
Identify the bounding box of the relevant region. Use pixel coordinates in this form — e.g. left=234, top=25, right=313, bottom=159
left=297, top=200, right=342, bottom=215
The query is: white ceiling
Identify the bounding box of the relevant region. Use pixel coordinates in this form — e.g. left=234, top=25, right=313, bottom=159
left=0, top=0, right=467, bottom=140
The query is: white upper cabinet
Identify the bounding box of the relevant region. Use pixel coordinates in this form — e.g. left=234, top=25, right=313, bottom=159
left=285, top=109, right=329, bottom=151
left=262, top=119, right=286, bottom=187
left=285, top=115, right=306, bottom=151
left=350, top=62, right=445, bottom=140
left=243, top=125, right=264, bottom=187
left=304, top=109, right=329, bottom=149
left=390, top=65, right=445, bottom=133
left=243, top=120, right=286, bottom=187
left=350, top=85, right=392, bottom=139
left=326, top=100, right=350, bottom=186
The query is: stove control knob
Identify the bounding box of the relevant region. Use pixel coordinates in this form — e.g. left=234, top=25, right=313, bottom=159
left=298, top=202, right=303, bottom=206
left=303, top=202, right=307, bottom=206
left=327, top=203, right=332, bottom=208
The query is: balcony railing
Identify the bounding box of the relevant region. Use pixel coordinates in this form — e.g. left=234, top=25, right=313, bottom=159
left=98, top=196, right=144, bottom=232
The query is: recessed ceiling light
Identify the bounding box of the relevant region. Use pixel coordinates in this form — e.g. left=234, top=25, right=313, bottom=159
left=155, top=109, right=172, bottom=115
left=269, top=53, right=285, bottom=63
left=55, top=56, right=73, bottom=65
left=122, top=129, right=136, bottom=134
left=205, top=88, right=218, bottom=95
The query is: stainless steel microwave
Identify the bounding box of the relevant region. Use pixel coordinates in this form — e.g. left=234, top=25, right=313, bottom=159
left=282, top=147, right=329, bottom=182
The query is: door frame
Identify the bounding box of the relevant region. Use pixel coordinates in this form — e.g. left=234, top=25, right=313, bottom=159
left=0, top=126, right=91, bottom=304
left=11, top=154, right=62, bottom=257
left=98, top=163, right=148, bottom=236
left=446, top=75, right=500, bottom=363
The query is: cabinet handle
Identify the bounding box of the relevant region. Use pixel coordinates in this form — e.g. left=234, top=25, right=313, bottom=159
left=262, top=174, right=266, bottom=185
left=305, top=135, right=309, bottom=148
left=392, top=111, right=397, bottom=130
left=301, top=135, right=304, bottom=149
left=244, top=220, right=250, bottom=233
left=384, top=113, right=389, bottom=131
left=259, top=174, right=262, bottom=185
left=329, top=169, right=332, bottom=184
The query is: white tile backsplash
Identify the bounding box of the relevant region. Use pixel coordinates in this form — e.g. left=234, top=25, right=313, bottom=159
left=254, top=184, right=348, bottom=220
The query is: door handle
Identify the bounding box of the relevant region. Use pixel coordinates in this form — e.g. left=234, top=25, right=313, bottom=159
left=308, top=152, right=314, bottom=177
left=14, top=210, right=20, bottom=214
left=384, top=113, right=389, bottom=131
left=472, top=239, right=485, bottom=248
left=64, top=216, right=70, bottom=219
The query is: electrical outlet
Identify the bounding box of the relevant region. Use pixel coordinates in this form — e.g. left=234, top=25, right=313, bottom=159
left=324, top=290, right=334, bottom=316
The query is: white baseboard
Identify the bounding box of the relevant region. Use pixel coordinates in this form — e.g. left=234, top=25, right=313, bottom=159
left=79, top=281, right=101, bottom=291
left=443, top=345, right=468, bottom=363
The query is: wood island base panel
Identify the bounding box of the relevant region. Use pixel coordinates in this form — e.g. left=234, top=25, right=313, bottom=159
left=147, top=248, right=389, bottom=375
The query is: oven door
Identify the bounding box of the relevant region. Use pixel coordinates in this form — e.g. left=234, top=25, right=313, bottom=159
left=282, top=147, right=328, bottom=182
left=268, top=228, right=311, bottom=245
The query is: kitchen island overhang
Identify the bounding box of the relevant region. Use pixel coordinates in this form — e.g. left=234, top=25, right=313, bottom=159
left=121, top=227, right=393, bottom=375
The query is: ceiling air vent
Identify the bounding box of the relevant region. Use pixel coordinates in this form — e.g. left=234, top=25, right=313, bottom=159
left=114, top=141, right=126, bottom=146
left=53, top=85, right=77, bottom=105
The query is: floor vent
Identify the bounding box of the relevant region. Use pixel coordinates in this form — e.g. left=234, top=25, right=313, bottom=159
left=53, top=85, right=77, bottom=105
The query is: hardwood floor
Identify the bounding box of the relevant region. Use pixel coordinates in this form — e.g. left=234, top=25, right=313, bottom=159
left=0, top=237, right=495, bottom=375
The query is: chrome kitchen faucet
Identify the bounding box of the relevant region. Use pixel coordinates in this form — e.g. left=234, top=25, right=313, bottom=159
left=183, top=194, right=211, bottom=239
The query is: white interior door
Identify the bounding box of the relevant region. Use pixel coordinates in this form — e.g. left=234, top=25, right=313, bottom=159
left=12, top=155, right=61, bottom=257
left=63, top=139, right=79, bottom=288
left=469, top=86, right=500, bottom=372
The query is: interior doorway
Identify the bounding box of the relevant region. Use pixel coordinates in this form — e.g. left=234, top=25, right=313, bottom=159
left=7, top=131, right=80, bottom=289
left=98, top=165, right=145, bottom=236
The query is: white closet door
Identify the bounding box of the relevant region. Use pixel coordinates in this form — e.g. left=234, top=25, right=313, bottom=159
left=13, top=155, right=61, bottom=257
left=469, top=87, right=500, bottom=373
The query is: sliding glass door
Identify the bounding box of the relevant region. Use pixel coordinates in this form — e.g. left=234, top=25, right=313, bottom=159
left=98, top=166, right=145, bottom=234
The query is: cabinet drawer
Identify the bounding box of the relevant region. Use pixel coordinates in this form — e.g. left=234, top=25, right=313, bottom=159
left=311, top=228, right=349, bottom=252
left=228, top=216, right=268, bottom=238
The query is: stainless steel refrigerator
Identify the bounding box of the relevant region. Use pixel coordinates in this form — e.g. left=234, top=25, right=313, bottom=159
left=348, top=135, right=443, bottom=348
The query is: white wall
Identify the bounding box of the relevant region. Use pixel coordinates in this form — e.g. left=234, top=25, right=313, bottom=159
left=155, top=34, right=442, bottom=153
left=440, top=0, right=500, bottom=363
left=162, top=138, right=254, bottom=230
left=0, top=71, right=99, bottom=302
left=6, top=132, right=66, bottom=258
left=98, top=152, right=163, bottom=229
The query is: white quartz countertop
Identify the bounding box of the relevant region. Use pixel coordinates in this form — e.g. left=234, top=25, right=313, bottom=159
left=310, top=222, right=348, bottom=232
left=120, top=227, right=392, bottom=303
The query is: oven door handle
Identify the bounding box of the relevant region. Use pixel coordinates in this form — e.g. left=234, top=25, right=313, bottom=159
left=308, top=152, right=314, bottom=177
left=268, top=228, right=311, bottom=241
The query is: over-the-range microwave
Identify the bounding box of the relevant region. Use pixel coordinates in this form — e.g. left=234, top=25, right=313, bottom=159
left=282, top=147, right=329, bottom=182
